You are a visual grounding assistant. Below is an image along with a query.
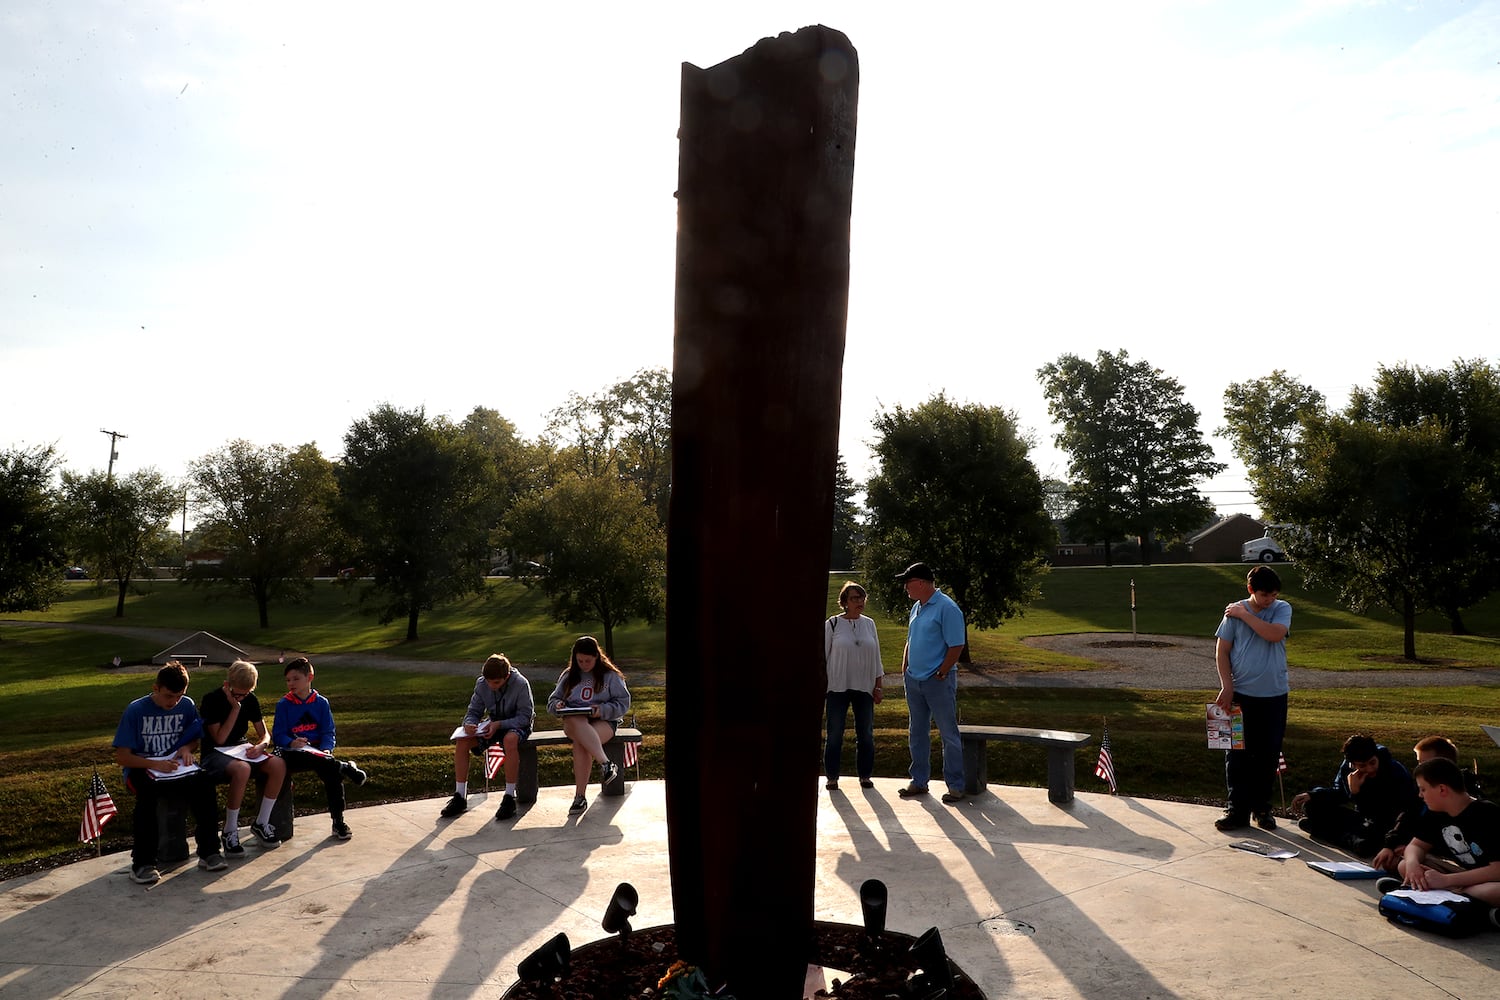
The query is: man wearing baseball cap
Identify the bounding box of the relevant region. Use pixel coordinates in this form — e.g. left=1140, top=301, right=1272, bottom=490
left=894, top=562, right=968, bottom=803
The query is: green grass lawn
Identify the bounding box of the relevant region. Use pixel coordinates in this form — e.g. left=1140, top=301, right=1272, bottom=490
left=3, top=566, right=1498, bottom=869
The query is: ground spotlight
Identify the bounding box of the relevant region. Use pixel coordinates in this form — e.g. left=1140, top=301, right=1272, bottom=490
left=517, top=932, right=571, bottom=984
left=907, top=925, right=953, bottom=995
left=601, top=882, right=639, bottom=942
left=860, top=878, right=888, bottom=940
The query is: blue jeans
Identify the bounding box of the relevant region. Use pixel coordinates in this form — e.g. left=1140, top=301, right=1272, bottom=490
left=825, top=690, right=875, bottom=781
left=1224, top=692, right=1288, bottom=816
left=906, top=672, right=963, bottom=792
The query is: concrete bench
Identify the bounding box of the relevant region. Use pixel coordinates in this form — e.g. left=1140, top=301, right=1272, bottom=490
left=516, top=728, right=642, bottom=804
left=959, top=725, right=1092, bottom=804
left=156, top=769, right=295, bottom=858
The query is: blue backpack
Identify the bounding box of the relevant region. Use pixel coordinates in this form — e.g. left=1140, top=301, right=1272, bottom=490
left=1378, top=892, right=1489, bottom=938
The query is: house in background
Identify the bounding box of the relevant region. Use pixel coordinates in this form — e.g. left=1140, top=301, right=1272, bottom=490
left=1183, top=513, right=1265, bottom=563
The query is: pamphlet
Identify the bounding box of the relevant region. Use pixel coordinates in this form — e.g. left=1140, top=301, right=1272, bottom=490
left=1207, top=704, right=1244, bottom=750
left=1307, top=861, right=1383, bottom=880
left=1229, top=840, right=1298, bottom=859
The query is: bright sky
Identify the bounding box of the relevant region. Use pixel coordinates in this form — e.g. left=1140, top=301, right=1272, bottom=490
left=5, top=1, right=1498, bottom=520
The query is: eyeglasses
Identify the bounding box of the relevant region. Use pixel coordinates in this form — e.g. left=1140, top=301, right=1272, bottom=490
left=230, top=689, right=251, bottom=699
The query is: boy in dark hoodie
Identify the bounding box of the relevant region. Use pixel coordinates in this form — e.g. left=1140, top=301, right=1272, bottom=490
left=1291, top=733, right=1419, bottom=857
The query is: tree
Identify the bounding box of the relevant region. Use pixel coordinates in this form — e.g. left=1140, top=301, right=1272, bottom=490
left=1275, top=415, right=1489, bottom=660
left=188, top=440, right=338, bottom=628
left=860, top=394, right=1054, bottom=657
left=828, top=456, right=861, bottom=570
left=1038, top=350, right=1224, bottom=565
left=545, top=367, right=672, bottom=524
left=1219, top=370, right=1327, bottom=503
left=0, top=444, right=66, bottom=614
left=1340, top=360, right=1500, bottom=634
left=337, top=405, right=497, bottom=641
left=501, top=472, right=666, bottom=658
left=61, top=467, right=180, bottom=618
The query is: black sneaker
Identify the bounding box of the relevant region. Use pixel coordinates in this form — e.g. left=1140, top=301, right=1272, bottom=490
left=250, top=821, right=281, bottom=848
left=131, top=864, right=161, bottom=885
left=1376, top=876, right=1403, bottom=895
left=1215, top=811, right=1249, bottom=832
left=341, top=760, right=368, bottom=786
left=897, top=785, right=930, bottom=798
left=569, top=795, right=587, bottom=813
left=1298, top=817, right=1313, bottom=833
left=198, top=853, right=228, bottom=872
left=440, top=793, right=468, bottom=818
left=1253, top=811, right=1277, bottom=831
left=495, top=793, right=517, bottom=821
left=222, top=827, right=244, bottom=856
left=332, top=820, right=352, bottom=841
left=601, top=760, right=620, bottom=785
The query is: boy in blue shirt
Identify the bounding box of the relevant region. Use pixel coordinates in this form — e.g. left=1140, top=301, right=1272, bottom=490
left=112, top=661, right=228, bottom=884
left=271, top=657, right=367, bottom=841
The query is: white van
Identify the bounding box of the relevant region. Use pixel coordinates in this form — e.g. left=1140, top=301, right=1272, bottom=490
left=1241, top=526, right=1290, bottom=563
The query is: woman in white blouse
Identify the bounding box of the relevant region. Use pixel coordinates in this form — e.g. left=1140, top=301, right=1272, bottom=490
left=824, top=581, right=885, bottom=790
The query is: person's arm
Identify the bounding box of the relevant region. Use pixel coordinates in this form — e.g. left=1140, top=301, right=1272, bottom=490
left=546, top=674, right=569, bottom=714
left=203, top=687, right=239, bottom=746
left=463, top=682, right=486, bottom=730
left=935, top=645, right=963, bottom=681
left=1402, top=838, right=1433, bottom=887
left=900, top=641, right=910, bottom=675
left=869, top=619, right=884, bottom=702
left=1213, top=638, right=1235, bottom=712
left=591, top=675, right=631, bottom=720
left=1223, top=600, right=1289, bottom=643
left=246, top=719, right=270, bottom=759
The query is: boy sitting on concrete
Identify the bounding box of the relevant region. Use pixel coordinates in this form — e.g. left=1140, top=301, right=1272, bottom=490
left=1382, top=757, right=1500, bottom=930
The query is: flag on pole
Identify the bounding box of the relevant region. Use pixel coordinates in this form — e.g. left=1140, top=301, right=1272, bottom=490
left=1277, top=750, right=1288, bottom=774
left=624, top=740, right=638, bottom=769
left=79, top=771, right=118, bottom=843
left=1095, top=726, right=1117, bottom=793
left=485, top=743, right=505, bottom=780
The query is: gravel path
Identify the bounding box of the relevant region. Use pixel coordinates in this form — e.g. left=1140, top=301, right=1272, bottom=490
left=11, top=621, right=1499, bottom=690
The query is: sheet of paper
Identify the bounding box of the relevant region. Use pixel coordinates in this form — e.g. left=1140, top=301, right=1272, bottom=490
left=147, top=759, right=202, bottom=779
left=450, top=724, right=495, bottom=740
left=287, top=746, right=332, bottom=758
left=1388, top=888, right=1470, bottom=904
left=215, top=743, right=271, bottom=762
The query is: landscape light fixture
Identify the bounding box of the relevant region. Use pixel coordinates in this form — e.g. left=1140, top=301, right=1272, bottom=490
left=517, top=932, right=571, bottom=985
left=906, top=925, right=953, bottom=996
left=600, top=882, right=639, bottom=943
left=859, top=878, right=888, bottom=945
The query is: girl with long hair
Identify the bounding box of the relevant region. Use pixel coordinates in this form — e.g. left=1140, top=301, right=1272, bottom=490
left=546, top=635, right=631, bottom=812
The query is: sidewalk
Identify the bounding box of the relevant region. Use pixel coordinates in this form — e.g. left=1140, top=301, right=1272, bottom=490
left=2, top=780, right=1496, bottom=999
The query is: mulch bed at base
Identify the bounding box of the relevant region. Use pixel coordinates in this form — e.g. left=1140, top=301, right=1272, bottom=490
left=500, top=921, right=985, bottom=999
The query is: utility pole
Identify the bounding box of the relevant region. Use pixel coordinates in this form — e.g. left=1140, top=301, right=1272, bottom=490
left=100, top=428, right=128, bottom=479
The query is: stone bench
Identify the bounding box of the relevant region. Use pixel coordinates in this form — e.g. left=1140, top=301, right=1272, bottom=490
left=515, top=728, right=642, bottom=804
left=959, top=725, right=1092, bottom=804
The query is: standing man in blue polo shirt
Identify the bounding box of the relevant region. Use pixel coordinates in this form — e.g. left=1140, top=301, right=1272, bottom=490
left=896, top=562, right=969, bottom=804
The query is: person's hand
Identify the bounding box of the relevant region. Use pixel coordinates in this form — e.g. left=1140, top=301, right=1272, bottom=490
left=1371, top=847, right=1398, bottom=872
left=1290, top=791, right=1310, bottom=814
left=246, top=745, right=264, bottom=760
left=464, top=722, right=479, bottom=736
left=1224, top=601, right=1248, bottom=620
left=177, top=748, right=195, bottom=766
left=1213, top=688, right=1234, bottom=713
left=872, top=685, right=883, bottom=705
left=154, top=757, right=179, bottom=772
left=290, top=737, right=308, bottom=750
left=1408, top=865, right=1442, bottom=891
left=477, top=722, right=493, bottom=738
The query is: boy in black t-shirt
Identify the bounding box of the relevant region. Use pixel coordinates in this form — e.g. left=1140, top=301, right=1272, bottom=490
left=1389, top=757, right=1500, bottom=929
left=200, top=661, right=287, bottom=853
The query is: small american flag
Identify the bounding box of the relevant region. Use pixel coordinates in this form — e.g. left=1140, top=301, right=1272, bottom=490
left=624, top=740, right=638, bottom=769
left=79, top=771, right=118, bottom=842
left=1095, top=726, right=1117, bottom=794
left=1277, top=750, right=1288, bottom=774
left=485, top=743, right=505, bottom=780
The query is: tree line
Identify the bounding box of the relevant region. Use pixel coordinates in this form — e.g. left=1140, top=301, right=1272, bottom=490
left=5, top=355, right=1497, bottom=661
